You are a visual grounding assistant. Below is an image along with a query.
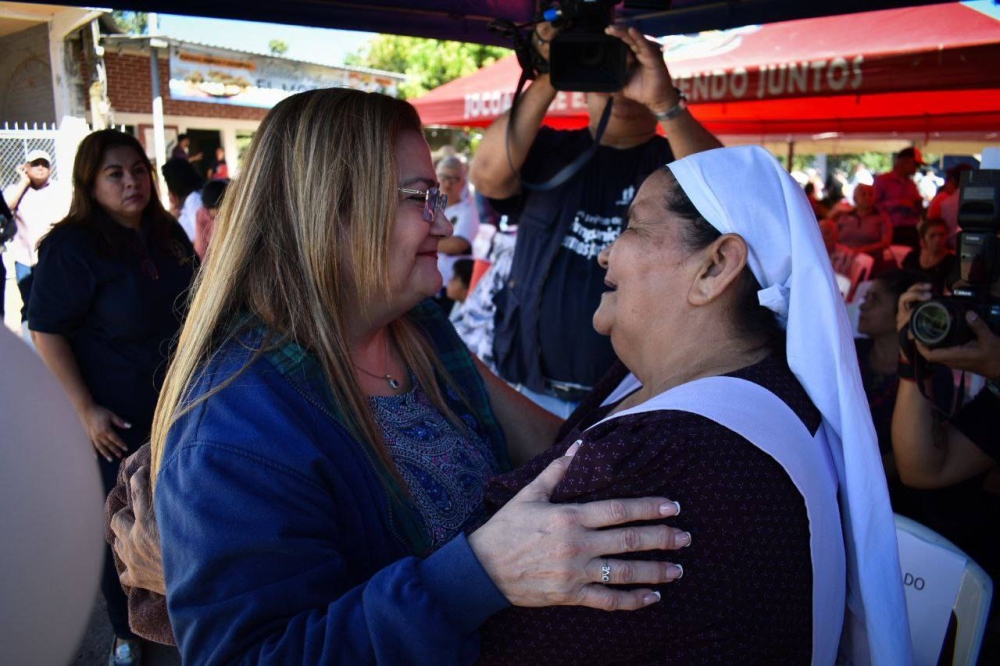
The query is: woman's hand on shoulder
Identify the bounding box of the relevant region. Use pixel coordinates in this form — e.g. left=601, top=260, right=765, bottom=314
left=468, top=442, right=689, bottom=612
left=79, top=403, right=131, bottom=461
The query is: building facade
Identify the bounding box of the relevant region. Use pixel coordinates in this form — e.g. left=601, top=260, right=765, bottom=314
left=0, top=3, right=405, bottom=180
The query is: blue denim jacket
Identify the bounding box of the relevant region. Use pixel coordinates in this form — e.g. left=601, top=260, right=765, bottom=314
left=156, top=302, right=510, bottom=664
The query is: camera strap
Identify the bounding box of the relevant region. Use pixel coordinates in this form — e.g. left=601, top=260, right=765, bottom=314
left=505, top=73, right=614, bottom=193
left=898, top=327, right=965, bottom=417
left=491, top=14, right=614, bottom=193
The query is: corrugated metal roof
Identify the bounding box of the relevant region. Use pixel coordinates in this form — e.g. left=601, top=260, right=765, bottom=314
left=102, top=33, right=407, bottom=80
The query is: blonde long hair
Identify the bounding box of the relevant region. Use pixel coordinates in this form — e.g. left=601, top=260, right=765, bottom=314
left=150, top=89, right=465, bottom=487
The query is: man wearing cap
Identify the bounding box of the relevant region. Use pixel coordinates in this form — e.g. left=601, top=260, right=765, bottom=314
left=2, top=150, right=70, bottom=337
left=873, top=147, right=925, bottom=248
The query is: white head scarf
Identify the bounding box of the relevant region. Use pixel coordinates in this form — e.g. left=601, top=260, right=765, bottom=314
left=669, top=146, right=912, bottom=665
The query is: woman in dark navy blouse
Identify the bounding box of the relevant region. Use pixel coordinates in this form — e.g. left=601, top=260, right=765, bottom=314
left=29, top=129, right=195, bottom=664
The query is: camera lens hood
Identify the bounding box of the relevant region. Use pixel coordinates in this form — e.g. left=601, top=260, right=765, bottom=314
left=911, top=300, right=954, bottom=347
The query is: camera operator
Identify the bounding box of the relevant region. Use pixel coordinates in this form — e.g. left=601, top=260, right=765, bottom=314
left=893, top=282, right=999, bottom=488
left=471, top=21, right=721, bottom=416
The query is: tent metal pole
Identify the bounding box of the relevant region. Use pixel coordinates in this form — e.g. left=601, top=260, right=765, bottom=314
left=149, top=14, right=169, bottom=207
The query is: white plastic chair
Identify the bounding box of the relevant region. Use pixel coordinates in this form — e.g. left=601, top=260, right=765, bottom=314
left=846, top=253, right=874, bottom=302
left=895, top=514, right=993, bottom=666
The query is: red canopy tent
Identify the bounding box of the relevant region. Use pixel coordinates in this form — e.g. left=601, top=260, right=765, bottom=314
left=411, top=2, right=1000, bottom=139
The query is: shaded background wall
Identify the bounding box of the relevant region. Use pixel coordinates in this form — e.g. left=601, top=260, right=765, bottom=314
left=0, top=23, right=56, bottom=124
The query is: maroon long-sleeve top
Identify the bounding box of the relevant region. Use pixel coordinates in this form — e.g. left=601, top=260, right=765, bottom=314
left=477, top=353, right=819, bottom=665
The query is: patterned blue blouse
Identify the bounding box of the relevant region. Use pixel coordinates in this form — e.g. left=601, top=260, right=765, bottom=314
left=370, top=377, right=500, bottom=550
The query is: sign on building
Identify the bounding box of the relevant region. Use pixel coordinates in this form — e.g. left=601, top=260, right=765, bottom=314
left=168, top=44, right=401, bottom=108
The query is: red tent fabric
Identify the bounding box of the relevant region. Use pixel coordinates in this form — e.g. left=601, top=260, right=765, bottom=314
left=411, top=3, right=1000, bottom=136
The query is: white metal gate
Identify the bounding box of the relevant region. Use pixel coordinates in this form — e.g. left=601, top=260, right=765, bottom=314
left=0, top=122, right=62, bottom=188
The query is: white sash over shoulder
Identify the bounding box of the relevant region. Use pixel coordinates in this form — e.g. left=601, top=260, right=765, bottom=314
left=667, top=147, right=911, bottom=664
left=591, top=374, right=846, bottom=666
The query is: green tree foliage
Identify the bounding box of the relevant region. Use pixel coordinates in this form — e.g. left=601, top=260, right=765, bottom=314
left=828, top=152, right=895, bottom=176
left=345, top=35, right=511, bottom=99
left=111, top=10, right=149, bottom=35
left=781, top=152, right=896, bottom=176
left=268, top=39, right=289, bottom=56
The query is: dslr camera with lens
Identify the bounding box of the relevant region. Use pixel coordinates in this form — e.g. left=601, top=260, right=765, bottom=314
left=911, top=168, right=1000, bottom=348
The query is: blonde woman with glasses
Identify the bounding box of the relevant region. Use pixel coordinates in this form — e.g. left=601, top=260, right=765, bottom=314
left=126, top=89, right=688, bottom=663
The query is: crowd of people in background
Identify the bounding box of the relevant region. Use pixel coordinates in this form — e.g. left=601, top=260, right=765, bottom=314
left=1, top=128, right=974, bottom=375
left=1, top=72, right=997, bottom=664
left=808, top=151, right=974, bottom=296
left=796, top=149, right=999, bottom=601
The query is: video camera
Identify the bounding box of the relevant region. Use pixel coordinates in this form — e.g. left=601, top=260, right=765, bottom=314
left=911, top=169, right=1000, bottom=348
left=502, top=1, right=668, bottom=93
left=544, top=0, right=626, bottom=92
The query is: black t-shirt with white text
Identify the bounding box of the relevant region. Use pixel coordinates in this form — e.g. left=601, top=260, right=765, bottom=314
left=513, top=129, right=673, bottom=388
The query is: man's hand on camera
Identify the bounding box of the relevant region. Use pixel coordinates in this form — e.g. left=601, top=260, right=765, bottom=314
left=896, top=283, right=933, bottom=336
left=897, top=283, right=1000, bottom=378
left=533, top=22, right=557, bottom=64
left=605, top=25, right=679, bottom=116
left=916, top=311, right=1000, bottom=380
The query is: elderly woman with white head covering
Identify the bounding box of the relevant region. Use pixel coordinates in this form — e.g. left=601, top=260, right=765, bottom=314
left=475, top=146, right=910, bottom=664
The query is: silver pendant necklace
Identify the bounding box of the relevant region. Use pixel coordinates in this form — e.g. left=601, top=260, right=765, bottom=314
left=354, top=335, right=401, bottom=390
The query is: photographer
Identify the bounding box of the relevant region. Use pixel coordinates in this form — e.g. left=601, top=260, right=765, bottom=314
left=893, top=282, right=1000, bottom=628
left=892, top=283, right=999, bottom=488
left=893, top=165, right=1000, bottom=602
left=471, top=20, right=721, bottom=416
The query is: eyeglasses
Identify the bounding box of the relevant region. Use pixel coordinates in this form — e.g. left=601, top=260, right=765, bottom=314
left=398, top=186, right=448, bottom=222
left=436, top=174, right=462, bottom=183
